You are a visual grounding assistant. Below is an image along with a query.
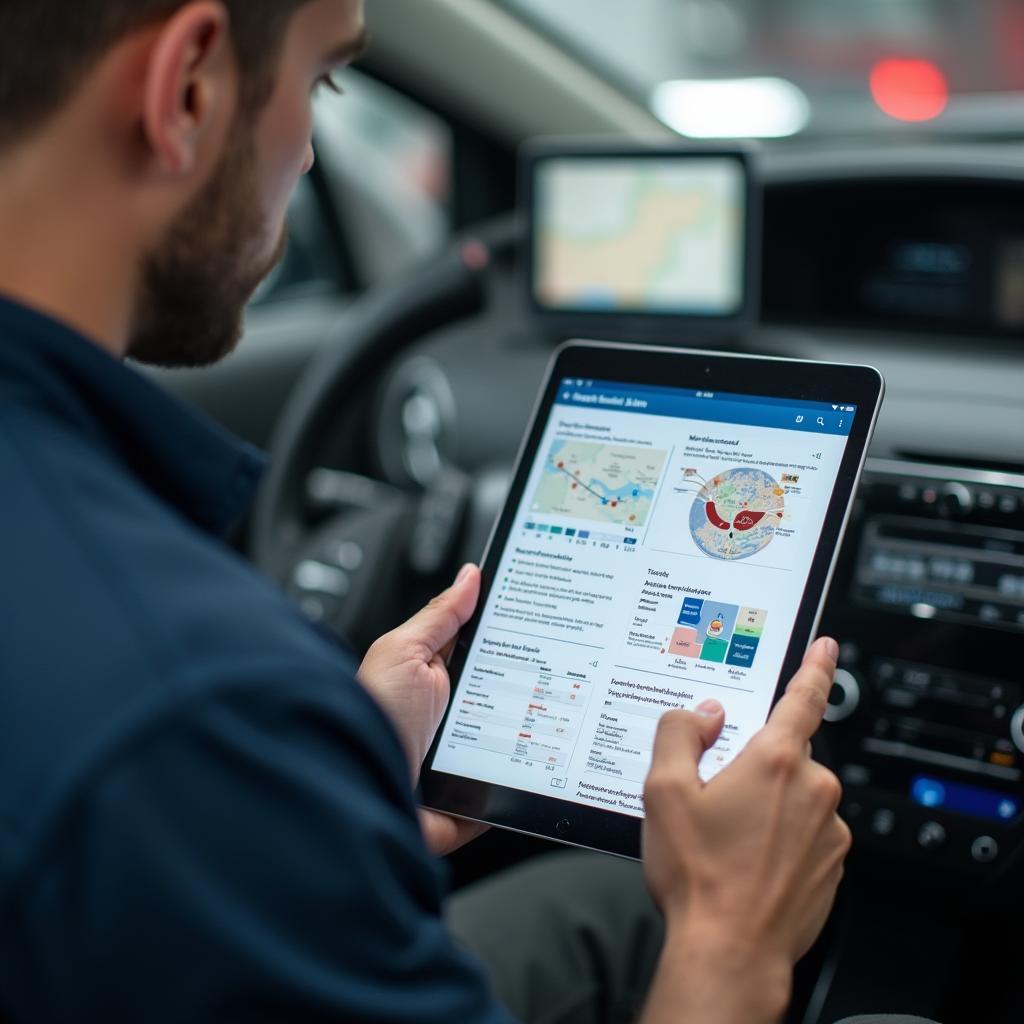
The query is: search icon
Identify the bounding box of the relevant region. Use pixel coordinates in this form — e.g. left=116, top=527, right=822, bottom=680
left=816, top=416, right=826, bottom=427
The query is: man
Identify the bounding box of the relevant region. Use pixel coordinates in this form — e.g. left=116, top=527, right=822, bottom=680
left=0, top=1, right=930, bottom=1021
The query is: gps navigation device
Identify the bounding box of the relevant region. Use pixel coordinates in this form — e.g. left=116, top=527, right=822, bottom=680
left=524, top=144, right=760, bottom=336
left=422, top=341, right=884, bottom=859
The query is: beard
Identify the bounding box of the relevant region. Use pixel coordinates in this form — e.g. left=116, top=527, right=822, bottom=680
left=128, top=117, right=287, bottom=369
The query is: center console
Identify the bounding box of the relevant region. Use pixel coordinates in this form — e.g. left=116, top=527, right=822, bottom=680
left=818, top=459, right=1024, bottom=875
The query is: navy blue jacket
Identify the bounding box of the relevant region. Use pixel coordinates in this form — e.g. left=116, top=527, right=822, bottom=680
left=0, top=297, right=512, bottom=1023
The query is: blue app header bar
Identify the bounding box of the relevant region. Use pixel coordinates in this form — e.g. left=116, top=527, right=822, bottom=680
left=557, top=378, right=857, bottom=436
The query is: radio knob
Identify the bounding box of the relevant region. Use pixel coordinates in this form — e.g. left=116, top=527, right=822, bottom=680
left=824, top=668, right=861, bottom=723
left=1010, top=706, right=1024, bottom=754
left=918, top=821, right=947, bottom=850
left=940, top=482, right=974, bottom=517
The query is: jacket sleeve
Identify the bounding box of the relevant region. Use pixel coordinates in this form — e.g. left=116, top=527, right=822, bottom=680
left=5, top=675, right=517, bottom=1024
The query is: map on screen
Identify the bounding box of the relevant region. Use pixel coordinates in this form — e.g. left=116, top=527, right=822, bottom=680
left=532, top=156, right=746, bottom=317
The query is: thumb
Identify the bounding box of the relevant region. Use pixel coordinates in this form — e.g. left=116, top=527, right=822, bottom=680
left=400, top=563, right=481, bottom=656
left=649, top=700, right=725, bottom=786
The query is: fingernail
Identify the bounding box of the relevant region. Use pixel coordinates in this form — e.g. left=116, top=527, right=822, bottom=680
left=455, top=563, right=475, bottom=585
left=695, top=699, right=722, bottom=717
left=822, top=637, right=839, bottom=661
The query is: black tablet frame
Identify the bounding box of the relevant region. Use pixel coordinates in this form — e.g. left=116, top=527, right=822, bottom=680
left=522, top=141, right=762, bottom=341
left=421, top=341, right=884, bottom=860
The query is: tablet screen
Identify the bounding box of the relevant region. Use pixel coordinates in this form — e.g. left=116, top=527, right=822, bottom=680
left=430, top=377, right=858, bottom=818
left=531, top=154, right=747, bottom=317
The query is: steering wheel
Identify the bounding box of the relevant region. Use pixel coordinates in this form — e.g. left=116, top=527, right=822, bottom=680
left=252, top=216, right=520, bottom=653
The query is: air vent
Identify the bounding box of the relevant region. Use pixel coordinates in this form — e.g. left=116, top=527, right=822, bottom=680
left=894, top=451, right=1024, bottom=477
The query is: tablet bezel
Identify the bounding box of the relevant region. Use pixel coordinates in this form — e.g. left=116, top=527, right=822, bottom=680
left=522, top=141, right=762, bottom=340
left=421, top=341, right=884, bottom=860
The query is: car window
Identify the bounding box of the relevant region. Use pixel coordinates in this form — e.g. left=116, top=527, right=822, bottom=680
left=253, top=70, right=453, bottom=307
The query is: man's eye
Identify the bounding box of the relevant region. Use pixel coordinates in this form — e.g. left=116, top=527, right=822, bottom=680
left=315, top=72, right=345, bottom=96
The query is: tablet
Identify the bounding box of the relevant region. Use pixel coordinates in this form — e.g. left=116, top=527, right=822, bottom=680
left=523, top=143, right=760, bottom=337
left=422, top=342, right=884, bottom=859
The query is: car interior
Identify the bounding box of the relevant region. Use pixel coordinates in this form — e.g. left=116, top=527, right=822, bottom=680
left=149, top=2, right=1024, bottom=1021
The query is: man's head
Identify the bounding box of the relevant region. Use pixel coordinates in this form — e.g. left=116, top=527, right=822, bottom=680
left=0, top=0, right=366, bottom=366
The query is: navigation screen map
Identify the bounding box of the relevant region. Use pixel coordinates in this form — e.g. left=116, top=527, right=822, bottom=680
left=532, top=156, right=746, bottom=316
left=431, top=378, right=857, bottom=818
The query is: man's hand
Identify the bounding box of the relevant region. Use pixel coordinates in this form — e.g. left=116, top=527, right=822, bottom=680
left=358, top=564, right=488, bottom=857
left=640, top=637, right=851, bottom=1024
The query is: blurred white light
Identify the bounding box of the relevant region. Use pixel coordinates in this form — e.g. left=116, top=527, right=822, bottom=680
left=651, top=77, right=811, bottom=138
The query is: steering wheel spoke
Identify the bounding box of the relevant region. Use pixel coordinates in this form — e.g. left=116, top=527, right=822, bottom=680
left=252, top=217, right=521, bottom=652
left=285, top=481, right=416, bottom=653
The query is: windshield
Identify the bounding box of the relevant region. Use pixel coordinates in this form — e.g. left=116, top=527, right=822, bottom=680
left=499, top=0, right=1024, bottom=140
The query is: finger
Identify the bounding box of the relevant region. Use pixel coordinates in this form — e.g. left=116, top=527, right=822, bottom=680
left=808, top=762, right=843, bottom=815
left=394, top=564, right=481, bottom=657
left=763, top=637, right=838, bottom=744
left=418, top=808, right=489, bottom=857
left=647, top=700, right=725, bottom=792
left=431, top=637, right=460, bottom=670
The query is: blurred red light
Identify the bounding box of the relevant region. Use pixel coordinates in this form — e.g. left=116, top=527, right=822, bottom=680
left=870, top=58, right=949, bottom=122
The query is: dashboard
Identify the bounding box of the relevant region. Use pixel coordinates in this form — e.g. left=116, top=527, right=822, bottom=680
left=371, top=146, right=1024, bottom=888
left=764, top=179, right=1024, bottom=338
left=819, top=458, right=1024, bottom=876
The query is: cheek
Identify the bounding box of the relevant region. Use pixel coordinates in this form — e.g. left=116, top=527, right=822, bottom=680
left=256, top=94, right=315, bottom=233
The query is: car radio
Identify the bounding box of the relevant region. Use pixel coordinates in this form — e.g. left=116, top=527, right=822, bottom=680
left=818, top=459, right=1024, bottom=875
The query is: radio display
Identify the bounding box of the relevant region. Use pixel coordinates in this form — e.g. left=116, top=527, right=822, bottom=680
left=853, top=516, right=1024, bottom=633
left=911, top=775, right=1021, bottom=823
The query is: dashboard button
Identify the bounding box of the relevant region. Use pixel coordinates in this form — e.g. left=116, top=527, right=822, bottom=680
left=871, top=809, right=897, bottom=837
left=839, top=641, right=860, bottom=665
left=841, top=763, right=871, bottom=786
left=299, top=595, right=330, bottom=622
left=875, top=661, right=897, bottom=683
left=1009, top=706, right=1024, bottom=754
left=971, top=836, right=999, bottom=864
left=979, top=604, right=1002, bottom=624
left=824, top=668, right=861, bottom=723
left=293, top=560, right=351, bottom=597
left=939, top=482, right=973, bottom=517
left=917, top=821, right=946, bottom=849
left=334, top=541, right=365, bottom=571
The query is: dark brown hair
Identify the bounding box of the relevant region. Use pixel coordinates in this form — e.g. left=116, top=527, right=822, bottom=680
left=0, top=1, right=313, bottom=147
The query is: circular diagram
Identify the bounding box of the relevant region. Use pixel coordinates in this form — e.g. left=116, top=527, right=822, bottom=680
left=688, top=468, right=785, bottom=561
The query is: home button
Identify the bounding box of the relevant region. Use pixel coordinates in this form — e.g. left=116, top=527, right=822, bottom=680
left=555, top=818, right=573, bottom=836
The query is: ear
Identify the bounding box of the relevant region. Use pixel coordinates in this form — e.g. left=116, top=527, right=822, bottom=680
left=141, top=1, right=235, bottom=178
